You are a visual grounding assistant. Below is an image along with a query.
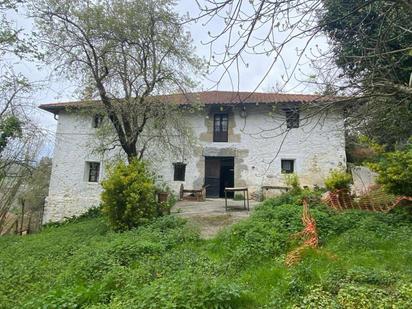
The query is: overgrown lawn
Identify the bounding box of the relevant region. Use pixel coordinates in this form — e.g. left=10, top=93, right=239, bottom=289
left=1, top=192, right=411, bottom=308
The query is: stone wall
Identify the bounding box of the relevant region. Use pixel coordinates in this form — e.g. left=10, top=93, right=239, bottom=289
left=351, top=165, right=378, bottom=195
left=43, top=104, right=346, bottom=222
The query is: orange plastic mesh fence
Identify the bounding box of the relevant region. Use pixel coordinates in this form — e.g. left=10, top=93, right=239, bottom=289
left=323, top=189, right=412, bottom=213
left=285, top=198, right=319, bottom=267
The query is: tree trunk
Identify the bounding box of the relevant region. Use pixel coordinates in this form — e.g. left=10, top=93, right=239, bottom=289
left=95, top=80, right=140, bottom=163
left=125, top=143, right=138, bottom=163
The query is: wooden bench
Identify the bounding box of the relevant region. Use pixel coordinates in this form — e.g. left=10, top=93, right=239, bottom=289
left=224, top=187, right=249, bottom=211
left=179, top=184, right=206, bottom=201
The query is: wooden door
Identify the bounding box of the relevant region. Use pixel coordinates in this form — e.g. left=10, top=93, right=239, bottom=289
left=205, top=158, right=221, bottom=197
left=220, top=158, right=234, bottom=197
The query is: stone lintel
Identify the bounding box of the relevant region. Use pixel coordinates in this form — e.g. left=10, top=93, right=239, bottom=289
left=202, top=147, right=237, bottom=157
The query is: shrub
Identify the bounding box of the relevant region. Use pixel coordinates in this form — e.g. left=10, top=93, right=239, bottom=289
left=101, top=159, right=158, bottom=231
left=158, top=194, right=178, bottom=216
left=324, top=169, right=352, bottom=191
left=155, top=182, right=178, bottom=215
left=368, top=146, right=412, bottom=196
left=284, top=173, right=301, bottom=193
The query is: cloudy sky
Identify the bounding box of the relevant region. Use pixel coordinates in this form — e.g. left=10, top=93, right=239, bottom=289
left=7, top=1, right=327, bottom=153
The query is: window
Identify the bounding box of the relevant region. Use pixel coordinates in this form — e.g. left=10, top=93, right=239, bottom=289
left=87, top=162, right=100, bottom=182
left=285, top=108, right=299, bottom=128
left=173, top=163, right=186, bottom=181
left=213, top=113, right=228, bottom=142
left=92, top=114, right=104, bottom=128
left=281, top=159, right=294, bottom=174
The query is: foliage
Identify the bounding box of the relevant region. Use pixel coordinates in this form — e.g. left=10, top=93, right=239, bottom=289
left=1, top=191, right=411, bottom=308
left=101, top=160, right=158, bottom=231
left=357, top=135, right=386, bottom=155
left=368, top=145, right=412, bottom=196
left=157, top=194, right=177, bottom=216
left=112, top=274, right=244, bottom=309
left=321, top=0, right=411, bottom=84
left=155, top=182, right=177, bottom=215
left=18, top=157, right=52, bottom=212
left=346, top=134, right=386, bottom=164
left=324, top=169, right=352, bottom=191
left=0, top=1, right=44, bottom=233
left=1, top=0, right=41, bottom=58
left=284, top=173, right=301, bottom=193
left=194, top=0, right=412, bottom=148
left=31, top=0, right=202, bottom=161
left=320, top=0, right=412, bottom=147
left=0, top=115, right=21, bottom=154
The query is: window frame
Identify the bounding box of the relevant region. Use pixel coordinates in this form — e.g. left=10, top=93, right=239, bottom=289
left=87, top=162, right=101, bottom=183
left=284, top=108, right=299, bottom=129
left=173, top=162, right=186, bottom=181
left=92, top=114, right=104, bottom=128
left=213, top=113, right=229, bottom=142
left=281, top=159, right=295, bottom=174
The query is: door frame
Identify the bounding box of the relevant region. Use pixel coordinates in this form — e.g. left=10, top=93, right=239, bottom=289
left=204, top=156, right=235, bottom=198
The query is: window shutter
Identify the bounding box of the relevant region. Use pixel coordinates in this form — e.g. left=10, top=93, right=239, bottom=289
left=173, top=163, right=186, bottom=181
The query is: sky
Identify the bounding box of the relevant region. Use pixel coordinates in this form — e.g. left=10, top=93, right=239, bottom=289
left=7, top=0, right=328, bottom=153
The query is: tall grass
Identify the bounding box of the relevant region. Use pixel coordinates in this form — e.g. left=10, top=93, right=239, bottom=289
left=0, top=192, right=411, bottom=308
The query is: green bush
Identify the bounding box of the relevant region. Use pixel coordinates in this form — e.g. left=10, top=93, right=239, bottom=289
left=368, top=146, right=412, bottom=196
left=155, top=182, right=178, bottom=215
left=101, top=159, right=158, bottom=231
left=324, top=169, right=352, bottom=191
left=158, top=194, right=177, bottom=216
left=284, top=173, right=301, bottom=193
left=1, top=191, right=411, bottom=308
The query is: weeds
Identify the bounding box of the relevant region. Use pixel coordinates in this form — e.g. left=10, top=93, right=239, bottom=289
left=1, top=192, right=411, bottom=308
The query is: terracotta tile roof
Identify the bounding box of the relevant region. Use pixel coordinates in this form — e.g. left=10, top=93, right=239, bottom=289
left=39, top=90, right=324, bottom=113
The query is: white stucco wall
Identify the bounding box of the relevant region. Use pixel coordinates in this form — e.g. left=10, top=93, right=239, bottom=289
left=43, top=104, right=346, bottom=222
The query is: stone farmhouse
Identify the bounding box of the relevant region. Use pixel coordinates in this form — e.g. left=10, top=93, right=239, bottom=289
left=40, top=91, right=346, bottom=222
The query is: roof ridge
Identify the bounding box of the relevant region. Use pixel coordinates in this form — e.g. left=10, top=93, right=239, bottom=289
left=39, top=90, right=327, bottom=113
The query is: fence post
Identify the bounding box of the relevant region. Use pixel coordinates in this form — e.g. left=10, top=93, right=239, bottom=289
left=20, top=199, right=25, bottom=235
left=27, top=212, right=32, bottom=234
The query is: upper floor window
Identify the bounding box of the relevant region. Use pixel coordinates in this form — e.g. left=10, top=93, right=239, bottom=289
left=281, top=159, right=295, bottom=174
left=285, top=108, right=299, bottom=129
left=213, top=113, right=228, bottom=142
left=173, top=163, right=186, bottom=181
left=86, top=162, right=100, bottom=182
left=92, top=114, right=104, bottom=128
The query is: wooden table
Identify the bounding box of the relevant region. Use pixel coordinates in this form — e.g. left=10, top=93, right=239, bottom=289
left=224, top=187, right=249, bottom=211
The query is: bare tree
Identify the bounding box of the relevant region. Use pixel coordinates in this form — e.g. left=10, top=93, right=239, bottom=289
left=31, top=0, right=204, bottom=162
left=0, top=66, right=44, bottom=234
left=196, top=0, right=412, bottom=148
left=196, top=0, right=410, bottom=89
left=0, top=0, right=45, bottom=233
left=0, top=132, right=44, bottom=234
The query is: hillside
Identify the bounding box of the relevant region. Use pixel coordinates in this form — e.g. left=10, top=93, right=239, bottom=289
left=1, top=192, right=411, bottom=308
